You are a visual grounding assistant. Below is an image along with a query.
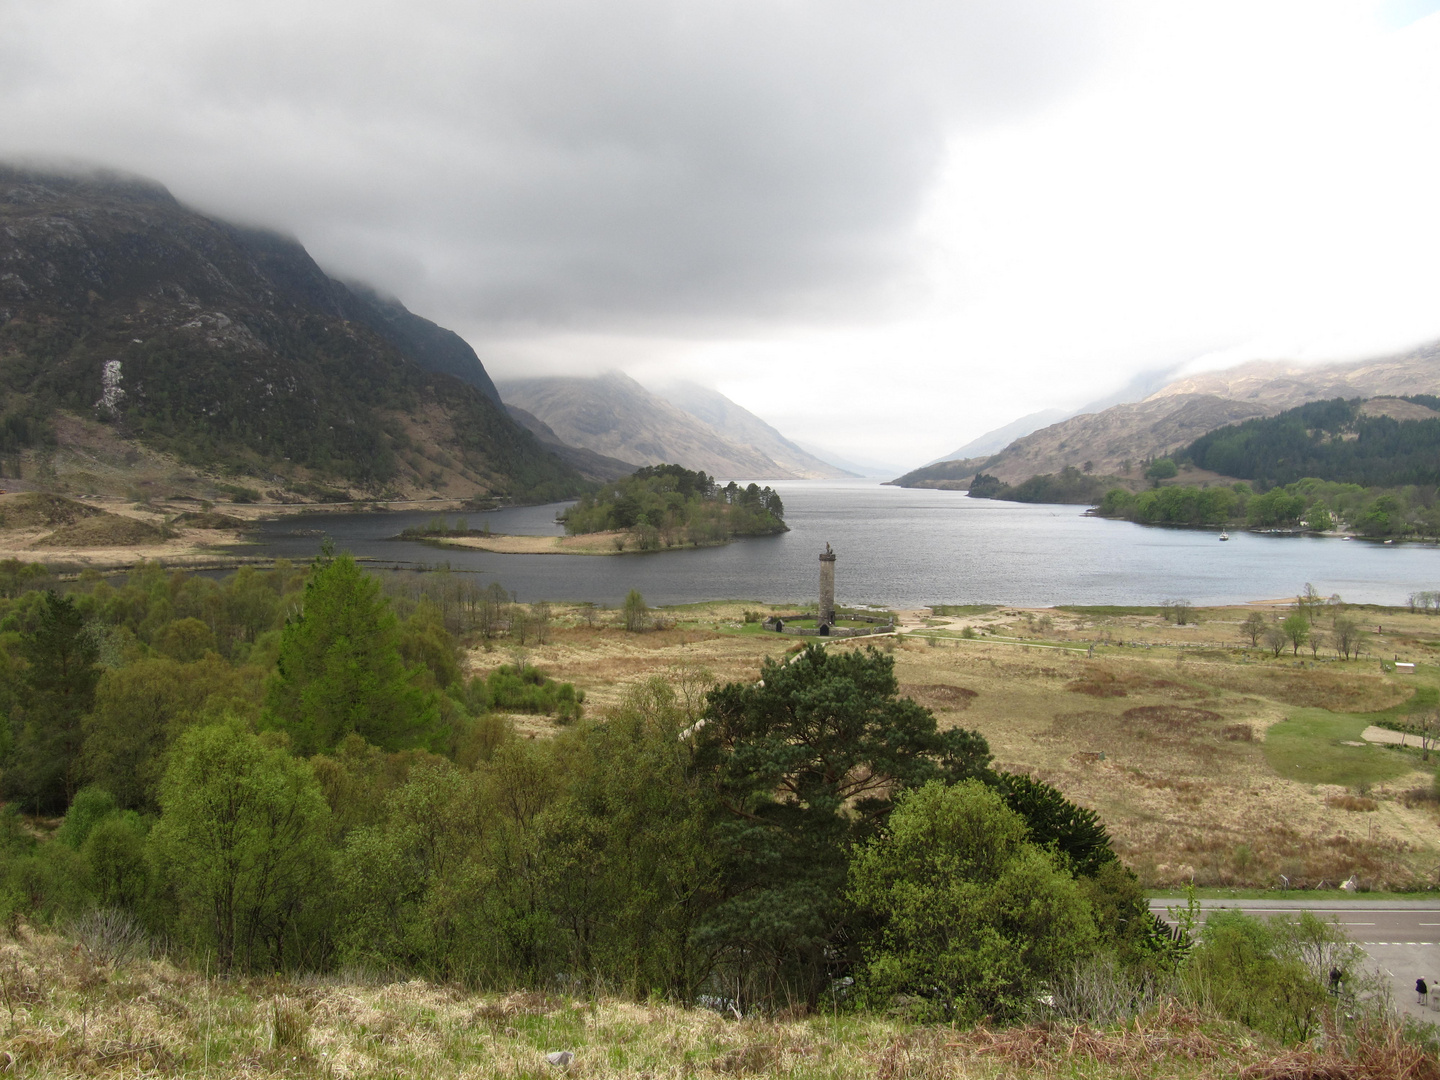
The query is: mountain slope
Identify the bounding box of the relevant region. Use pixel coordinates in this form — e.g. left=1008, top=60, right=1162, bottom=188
left=1149, top=342, right=1440, bottom=408
left=503, top=404, right=637, bottom=482
left=894, top=344, right=1440, bottom=488
left=343, top=282, right=502, bottom=402
left=0, top=165, right=581, bottom=500
left=972, top=394, right=1276, bottom=485
left=928, top=408, right=1070, bottom=465
left=1181, top=395, right=1440, bottom=488
left=652, top=381, right=853, bottom=478
left=498, top=373, right=798, bottom=479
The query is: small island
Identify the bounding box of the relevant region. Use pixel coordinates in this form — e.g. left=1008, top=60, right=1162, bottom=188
left=560, top=464, right=787, bottom=550
left=403, top=464, right=788, bottom=554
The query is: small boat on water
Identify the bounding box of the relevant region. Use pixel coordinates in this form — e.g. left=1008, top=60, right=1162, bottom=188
left=1218, top=531, right=1230, bottom=541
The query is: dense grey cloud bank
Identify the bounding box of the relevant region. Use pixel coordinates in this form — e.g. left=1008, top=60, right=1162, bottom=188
left=10, top=1, right=1440, bottom=465
left=1, top=0, right=1106, bottom=333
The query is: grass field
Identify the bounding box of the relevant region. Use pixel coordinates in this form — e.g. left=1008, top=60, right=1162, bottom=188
left=1262, top=709, right=1417, bottom=787
left=476, top=598, right=1440, bottom=891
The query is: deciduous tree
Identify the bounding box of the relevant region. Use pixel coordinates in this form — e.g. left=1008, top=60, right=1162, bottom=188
left=849, top=780, right=1096, bottom=1022
left=151, top=723, right=331, bottom=972
left=1281, top=613, right=1310, bottom=656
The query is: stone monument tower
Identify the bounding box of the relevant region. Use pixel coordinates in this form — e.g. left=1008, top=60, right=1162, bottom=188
left=818, top=543, right=836, bottom=625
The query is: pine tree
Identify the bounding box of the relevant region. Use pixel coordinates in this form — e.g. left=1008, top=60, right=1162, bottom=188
left=2, top=591, right=100, bottom=811
left=264, top=553, right=439, bottom=754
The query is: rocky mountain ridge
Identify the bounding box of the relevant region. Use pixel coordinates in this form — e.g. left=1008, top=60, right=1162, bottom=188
left=0, top=165, right=581, bottom=502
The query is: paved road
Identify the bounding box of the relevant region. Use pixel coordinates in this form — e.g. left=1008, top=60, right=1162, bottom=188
left=1149, top=899, right=1440, bottom=1024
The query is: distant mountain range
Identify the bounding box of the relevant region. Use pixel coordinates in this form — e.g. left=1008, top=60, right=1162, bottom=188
left=498, top=373, right=850, bottom=480
left=927, top=408, right=1070, bottom=465
left=892, top=342, right=1440, bottom=489
left=651, top=382, right=853, bottom=479
left=0, top=165, right=582, bottom=502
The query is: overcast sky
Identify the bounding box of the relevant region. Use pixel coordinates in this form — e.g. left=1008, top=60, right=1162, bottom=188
left=5, top=0, right=1440, bottom=468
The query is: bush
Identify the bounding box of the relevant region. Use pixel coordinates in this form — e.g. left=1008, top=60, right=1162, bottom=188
left=1182, top=910, right=1337, bottom=1044
left=68, top=907, right=150, bottom=967
left=483, top=665, right=584, bottom=722
left=849, top=780, right=1097, bottom=1022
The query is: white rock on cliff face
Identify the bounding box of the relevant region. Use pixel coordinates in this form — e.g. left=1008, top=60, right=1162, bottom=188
left=95, top=360, right=125, bottom=414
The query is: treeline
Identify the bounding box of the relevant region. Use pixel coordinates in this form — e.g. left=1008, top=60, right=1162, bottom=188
left=0, top=555, right=584, bottom=813
left=968, top=466, right=1115, bottom=505
left=1097, top=477, right=1440, bottom=536
left=1181, top=396, right=1440, bottom=488
left=560, top=464, right=786, bottom=549
left=1235, top=586, right=1373, bottom=660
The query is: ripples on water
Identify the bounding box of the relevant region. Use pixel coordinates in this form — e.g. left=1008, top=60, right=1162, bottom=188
left=243, top=480, right=1438, bottom=608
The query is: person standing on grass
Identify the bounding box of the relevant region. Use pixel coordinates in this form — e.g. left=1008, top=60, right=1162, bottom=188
left=1418, top=977, right=1428, bottom=1005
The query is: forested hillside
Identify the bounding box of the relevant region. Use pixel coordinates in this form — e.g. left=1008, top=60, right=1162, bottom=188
left=1181, top=396, right=1440, bottom=488
left=0, top=166, right=582, bottom=501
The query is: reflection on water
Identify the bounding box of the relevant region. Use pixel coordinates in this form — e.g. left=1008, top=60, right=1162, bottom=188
left=240, top=480, right=1439, bottom=608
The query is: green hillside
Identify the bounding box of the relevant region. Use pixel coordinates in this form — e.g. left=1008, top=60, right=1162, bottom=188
left=1181, top=396, right=1440, bottom=488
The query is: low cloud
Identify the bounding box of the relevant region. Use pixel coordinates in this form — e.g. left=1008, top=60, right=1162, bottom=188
left=1, top=0, right=1108, bottom=333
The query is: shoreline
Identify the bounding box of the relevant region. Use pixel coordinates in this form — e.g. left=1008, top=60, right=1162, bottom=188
left=409, top=530, right=745, bottom=556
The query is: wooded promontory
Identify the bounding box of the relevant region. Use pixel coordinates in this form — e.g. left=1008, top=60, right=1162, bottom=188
left=560, top=464, right=786, bottom=549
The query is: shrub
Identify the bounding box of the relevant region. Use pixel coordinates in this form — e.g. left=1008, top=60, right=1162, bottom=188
left=849, top=780, right=1097, bottom=1022
left=68, top=907, right=150, bottom=967
left=484, top=665, right=584, bottom=722
left=1182, top=910, right=1334, bottom=1044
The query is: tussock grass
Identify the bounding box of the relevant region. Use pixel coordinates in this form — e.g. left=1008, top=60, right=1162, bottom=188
left=6, top=923, right=1426, bottom=1080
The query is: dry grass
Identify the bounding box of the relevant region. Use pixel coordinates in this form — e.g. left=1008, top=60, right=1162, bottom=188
left=34, top=513, right=170, bottom=547
left=1237, top=1020, right=1440, bottom=1080
left=1325, top=795, right=1379, bottom=813
left=9, top=923, right=1429, bottom=1080
left=484, top=602, right=1440, bottom=890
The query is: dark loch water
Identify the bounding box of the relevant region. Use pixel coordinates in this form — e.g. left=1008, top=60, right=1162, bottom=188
left=241, top=480, right=1439, bottom=608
